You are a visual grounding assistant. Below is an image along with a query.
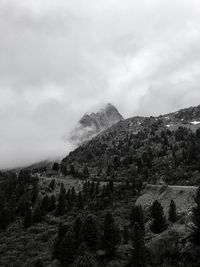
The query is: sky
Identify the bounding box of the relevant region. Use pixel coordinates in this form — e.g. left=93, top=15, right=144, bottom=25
left=1, top=0, right=200, bottom=168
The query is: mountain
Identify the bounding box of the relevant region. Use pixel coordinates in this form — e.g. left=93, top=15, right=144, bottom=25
left=62, top=104, right=200, bottom=185
left=69, top=103, right=124, bottom=144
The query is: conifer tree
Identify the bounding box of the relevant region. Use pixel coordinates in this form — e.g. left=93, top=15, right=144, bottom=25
left=78, top=192, right=84, bottom=209
left=168, top=200, right=177, bottom=223
left=59, top=230, right=75, bottom=266
left=52, top=162, right=59, bottom=171
left=23, top=206, right=33, bottom=229
left=73, top=252, right=98, bottom=267
left=71, top=187, right=76, bottom=203
left=102, top=212, right=119, bottom=258
left=31, top=180, right=39, bottom=204
left=81, top=214, right=100, bottom=252
left=48, top=195, right=56, bottom=212
left=122, top=224, right=129, bottom=244
left=41, top=195, right=49, bottom=214
left=150, top=200, right=167, bottom=234
left=33, top=205, right=42, bottom=223
left=53, top=223, right=66, bottom=260
left=56, top=183, right=66, bottom=216
left=73, top=216, right=83, bottom=248
left=130, top=223, right=146, bottom=267
left=73, top=243, right=98, bottom=267
left=130, top=205, right=145, bottom=235
left=191, top=186, right=200, bottom=245
left=49, top=179, right=55, bottom=191
left=0, top=205, right=10, bottom=230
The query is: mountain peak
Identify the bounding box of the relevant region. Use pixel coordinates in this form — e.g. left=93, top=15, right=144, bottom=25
left=70, top=103, right=123, bottom=145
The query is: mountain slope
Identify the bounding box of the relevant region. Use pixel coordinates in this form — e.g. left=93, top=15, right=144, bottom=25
left=62, top=104, right=200, bottom=185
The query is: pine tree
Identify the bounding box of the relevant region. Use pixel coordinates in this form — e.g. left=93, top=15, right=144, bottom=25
left=73, top=252, right=98, bottom=267
left=49, top=179, right=55, bottom=191
left=168, top=200, right=177, bottom=223
left=130, top=205, right=145, bottom=235
left=191, top=186, right=200, bottom=245
left=31, top=180, right=39, bottom=204
left=0, top=205, right=10, bottom=230
left=71, top=187, right=76, bottom=203
left=56, top=183, right=66, bottom=216
left=73, top=243, right=98, bottom=267
left=59, top=230, right=75, bottom=265
left=102, top=212, right=119, bottom=258
left=53, top=223, right=66, bottom=260
left=33, top=205, right=42, bottom=223
left=83, top=166, right=89, bottom=178
left=52, top=162, right=59, bottom=171
left=122, top=224, right=129, bottom=244
left=41, top=195, right=49, bottom=214
left=81, top=214, right=100, bottom=252
left=150, top=200, right=167, bottom=234
left=78, top=192, right=84, bottom=209
left=48, top=195, right=56, bottom=212
left=130, top=223, right=146, bottom=267
left=73, top=216, right=83, bottom=248
left=23, top=206, right=33, bottom=229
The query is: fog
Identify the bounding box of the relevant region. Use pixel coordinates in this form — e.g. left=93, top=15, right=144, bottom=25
left=1, top=0, right=200, bottom=168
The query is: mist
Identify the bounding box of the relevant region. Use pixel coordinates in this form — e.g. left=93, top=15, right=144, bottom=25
left=1, top=0, right=200, bottom=168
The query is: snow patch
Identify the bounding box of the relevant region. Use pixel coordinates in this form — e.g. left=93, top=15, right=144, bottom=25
left=190, top=121, right=200, bottom=125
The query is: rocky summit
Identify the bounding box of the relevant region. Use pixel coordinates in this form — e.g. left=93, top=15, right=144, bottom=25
left=69, top=103, right=123, bottom=144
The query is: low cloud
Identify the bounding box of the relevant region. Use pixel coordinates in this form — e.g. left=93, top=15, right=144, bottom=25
left=1, top=0, right=200, bottom=168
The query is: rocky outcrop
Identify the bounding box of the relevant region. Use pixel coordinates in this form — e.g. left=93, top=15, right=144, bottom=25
left=70, top=103, right=123, bottom=144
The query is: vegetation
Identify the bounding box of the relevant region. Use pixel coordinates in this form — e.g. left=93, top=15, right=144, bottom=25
left=2, top=105, right=200, bottom=266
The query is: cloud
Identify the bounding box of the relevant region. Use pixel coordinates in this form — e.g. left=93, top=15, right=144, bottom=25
left=1, top=0, right=200, bottom=168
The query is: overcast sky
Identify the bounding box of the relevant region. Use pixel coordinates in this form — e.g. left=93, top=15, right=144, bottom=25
left=1, top=0, right=200, bottom=168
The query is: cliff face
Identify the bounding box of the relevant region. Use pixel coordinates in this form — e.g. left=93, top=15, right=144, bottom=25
left=70, top=103, right=124, bottom=144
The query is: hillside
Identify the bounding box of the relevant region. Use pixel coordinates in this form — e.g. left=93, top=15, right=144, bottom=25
left=62, top=104, right=200, bottom=185
left=2, top=104, right=200, bottom=267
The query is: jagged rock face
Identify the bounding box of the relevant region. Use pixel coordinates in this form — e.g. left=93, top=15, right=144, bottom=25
left=70, top=103, right=123, bottom=144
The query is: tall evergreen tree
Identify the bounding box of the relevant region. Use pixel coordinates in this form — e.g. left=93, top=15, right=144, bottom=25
left=73, top=243, right=98, bottom=267
left=81, top=214, right=100, bottom=252
left=56, top=183, right=66, bottom=216
left=130, top=205, right=145, bottom=235
left=102, top=212, right=119, bottom=258
left=73, top=216, right=83, bottom=248
left=0, top=205, right=10, bottom=230
left=122, top=224, right=129, bottom=244
left=191, top=186, right=200, bottom=245
left=168, top=200, right=177, bottom=223
left=41, top=195, right=49, bottom=214
left=73, top=252, right=98, bottom=267
left=53, top=223, right=66, bottom=260
left=77, top=192, right=84, bottom=209
left=59, top=230, right=75, bottom=266
left=23, top=206, right=33, bottom=229
left=150, top=200, right=167, bottom=234
left=130, top=223, right=146, bottom=267
left=52, top=162, right=59, bottom=171
left=49, top=179, right=55, bottom=191
left=33, top=205, right=42, bottom=223
left=48, top=195, right=56, bottom=212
